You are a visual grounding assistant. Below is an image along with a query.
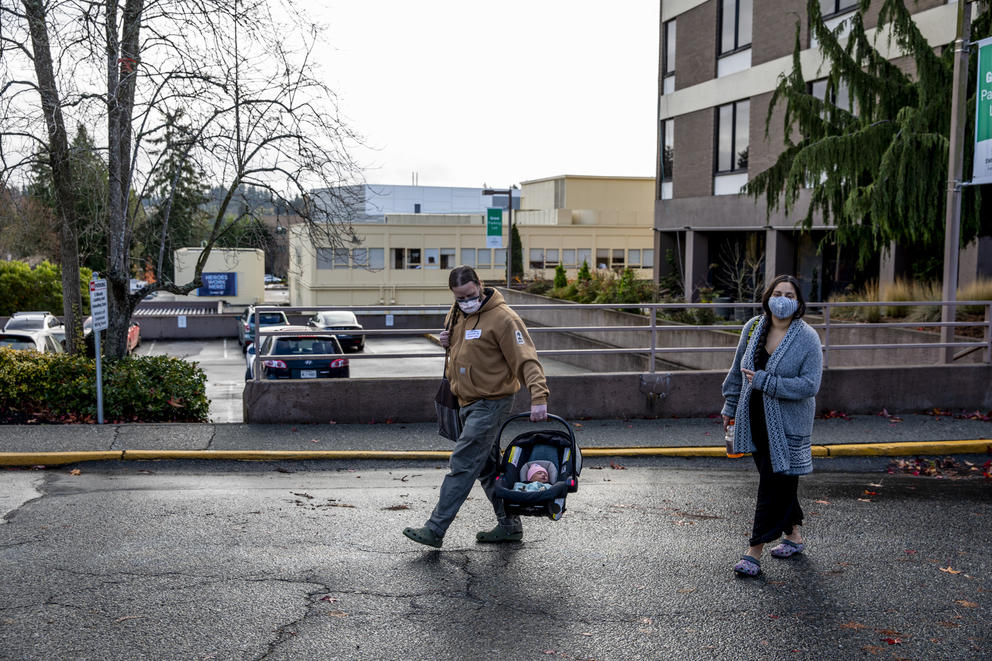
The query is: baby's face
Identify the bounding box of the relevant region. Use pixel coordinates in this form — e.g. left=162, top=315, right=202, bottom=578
left=530, top=469, right=549, bottom=483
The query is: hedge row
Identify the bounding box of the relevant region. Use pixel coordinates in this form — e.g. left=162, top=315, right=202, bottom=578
left=0, top=260, right=92, bottom=316
left=0, top=348, right=209, bottom=423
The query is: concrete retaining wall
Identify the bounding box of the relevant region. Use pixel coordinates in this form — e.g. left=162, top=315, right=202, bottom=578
left=243, top=364, right=992, bottom=424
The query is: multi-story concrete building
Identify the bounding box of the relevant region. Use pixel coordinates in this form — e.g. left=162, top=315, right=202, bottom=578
left=654, top=1, right=970, bottom=301
left=288, top=176, right=655, bottom=306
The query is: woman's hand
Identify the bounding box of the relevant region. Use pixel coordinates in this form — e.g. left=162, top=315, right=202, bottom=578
left=741, top=368, right=754, bottom=383
left=439, top=329, right=450, bottom=348
left=530, top=404, right=548, bottom=422
left=722, top=414, right=731, bottom=431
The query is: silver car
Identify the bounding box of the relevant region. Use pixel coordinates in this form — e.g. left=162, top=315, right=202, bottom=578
left=0, top=329, right=65, bottom=354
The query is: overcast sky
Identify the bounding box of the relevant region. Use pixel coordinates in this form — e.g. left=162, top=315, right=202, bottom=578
left=309, top=1, right=660, bottom=188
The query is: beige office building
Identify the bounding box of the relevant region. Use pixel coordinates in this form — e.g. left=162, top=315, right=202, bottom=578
left=288, top=175, right=656, bottom=306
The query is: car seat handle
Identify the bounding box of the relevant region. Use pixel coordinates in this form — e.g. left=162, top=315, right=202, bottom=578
left=497, top=412, right=574, bottom=444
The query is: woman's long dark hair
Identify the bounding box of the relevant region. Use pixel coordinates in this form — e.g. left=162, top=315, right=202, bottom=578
left=448, top=265, right=481, bottom=290
left=760, top=274, right=806, bottom=320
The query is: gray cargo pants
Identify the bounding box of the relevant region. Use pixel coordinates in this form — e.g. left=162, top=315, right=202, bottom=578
left=426, top=395, right=521, bottom=538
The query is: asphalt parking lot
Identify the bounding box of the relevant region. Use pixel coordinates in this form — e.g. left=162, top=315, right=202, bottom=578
left=137, top=336, right=590, bottom=423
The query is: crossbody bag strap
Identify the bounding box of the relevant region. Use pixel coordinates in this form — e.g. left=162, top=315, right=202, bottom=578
left=441, top=303, right=458, bottom=376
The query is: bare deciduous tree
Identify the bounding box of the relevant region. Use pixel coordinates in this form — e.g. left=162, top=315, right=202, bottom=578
left=1, top=0, right=364, bottom=357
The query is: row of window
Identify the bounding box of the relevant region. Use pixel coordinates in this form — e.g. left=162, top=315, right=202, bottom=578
left=662, top=0, right=857, bottom=93
left=529, top=248, right=655, bottom=271
left=315, top=248, right=654, bottom=271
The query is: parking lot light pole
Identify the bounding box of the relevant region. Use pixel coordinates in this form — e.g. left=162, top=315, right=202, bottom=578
left=482, top=186, right=516, bottom=287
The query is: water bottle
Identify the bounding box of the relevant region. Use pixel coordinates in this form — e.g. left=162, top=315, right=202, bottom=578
left=725, top=418, right=744, bottom=458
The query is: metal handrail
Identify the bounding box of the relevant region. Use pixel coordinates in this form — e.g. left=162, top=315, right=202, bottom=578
left=248, top=300, right=992, bottom=379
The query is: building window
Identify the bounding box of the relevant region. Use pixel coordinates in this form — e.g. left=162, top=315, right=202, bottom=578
left=316, top=248, right=333, bottom=269
left=643, top=249, right=654, bottom=267
left=529, top=249, right=545, bottom=270
left=663, top=19, right=676, bottom=94
left=477, top=249, right=491, bottom=269
left=545, top=249, right=559, bottom=267
left=577, top=248, right=592, bottom=269
left=612, top=249, right=625, bottom=272
left=333, top=248, right=349, bottom=269
left=392, top=248, right=422, bottom=269
left=352, top=248, right=367, bottom=268
left=628, top=249, right=641, bottom=268
left=424, top=248, right=439, bottom=269
left=719, top=0, right=752, bottom=55
left=368, top=248, right=384, bottom=270
left=461, top=248, right=476, bottom=267
left=661, top=118, right=674, bottom=182
left=562, top=249, right=576, bottom=268
left=810, top=78, right=852, bottom=113
left=716, top=100, right=749, bottom=173
left=440, top=248, right=456, bottom=269
left=494, top=249, right=506, bottom=268
left=819, top=0, right=857, bottom=17
left=596, top=248, right=609, bottom=269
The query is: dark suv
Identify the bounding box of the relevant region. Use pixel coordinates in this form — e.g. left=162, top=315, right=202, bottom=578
left=238, top=306, right=289, bottom=351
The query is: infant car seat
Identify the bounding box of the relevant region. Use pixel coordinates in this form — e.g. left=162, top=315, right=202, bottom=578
left=492, top=413, right=582, bottom=521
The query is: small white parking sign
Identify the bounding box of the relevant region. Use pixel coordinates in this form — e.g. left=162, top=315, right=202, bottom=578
left=90, top=278, right=109, bottom=331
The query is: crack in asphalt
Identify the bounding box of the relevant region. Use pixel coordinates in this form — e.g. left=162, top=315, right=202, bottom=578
left=253, top=578, right=333, bottom=661
left=206, top=425, right=217, bottom=450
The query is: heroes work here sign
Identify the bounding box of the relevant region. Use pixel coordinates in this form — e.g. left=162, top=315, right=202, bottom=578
left=197, top=272, right=237, bottom=297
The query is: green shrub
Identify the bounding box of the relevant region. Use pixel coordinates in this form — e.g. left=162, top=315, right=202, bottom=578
left=524, top=278, right=553, bottom=295
left=0, top=260, right=92, bottom=316
left=553, top=263, right=567, bottom=289
left=0, top=348, right=209, bottom=423
left=576, top=260, right=592, bottom=282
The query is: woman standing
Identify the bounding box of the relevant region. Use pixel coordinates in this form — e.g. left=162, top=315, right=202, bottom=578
left=721, top=275, right=822, bottom=577
left=403, top=266, right=549, bottom=549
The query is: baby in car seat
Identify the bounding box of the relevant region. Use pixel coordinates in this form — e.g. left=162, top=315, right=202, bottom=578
left=513, top=462, right=552, bottom=492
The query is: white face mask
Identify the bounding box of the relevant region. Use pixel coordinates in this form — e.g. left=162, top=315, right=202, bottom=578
left=457, top=297, right=482, bottom=314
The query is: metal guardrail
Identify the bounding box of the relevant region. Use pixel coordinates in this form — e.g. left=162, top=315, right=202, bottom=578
left=249, top=300, right=992, bottom=379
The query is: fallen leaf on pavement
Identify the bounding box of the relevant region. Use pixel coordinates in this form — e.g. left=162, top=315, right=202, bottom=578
left=814, top=500, right=831, bottom=505
left=881, top=638, right=902, bottom=645
left=939, top=567, right=962, bottom=574
left=840, top=622, right=869, bottom=630
left=319, top=596, right=338, bottom=602
left=382, top=504, right=410, bottom=510
left=309, top=439, right=319, bottom=443
left=69, top=469, right=81, bottom=476
left=609, top=461, right=626, bottom=470
left=857, top=498, right=872, bottom=503
left=955, top=600, right=978, bottom=608
left=327, top=610, right=348, bottom=617
left=863, top=490, right=878, bottom=496
left=938, top=621, right=959, bottom=628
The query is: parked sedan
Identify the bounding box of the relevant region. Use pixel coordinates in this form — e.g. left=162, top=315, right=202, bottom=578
left=238, top=306, right=290, bottom=350
left=0, top=330, right=65, bottom=354
left=245, top=327, right=349, bottom=380
left=306, top=310, right=365, bottom=352
left=4, top=310, right=64, bottom=335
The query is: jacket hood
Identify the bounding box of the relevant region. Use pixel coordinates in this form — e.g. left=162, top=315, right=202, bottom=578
left=475, top=287, right=506, bottom=314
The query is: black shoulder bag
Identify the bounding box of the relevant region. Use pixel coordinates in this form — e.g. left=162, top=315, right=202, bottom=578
left=434, top=306, right=462, bottom=441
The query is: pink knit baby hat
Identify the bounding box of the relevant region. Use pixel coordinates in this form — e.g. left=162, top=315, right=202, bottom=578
left=526, top=464, right=548, bottom=481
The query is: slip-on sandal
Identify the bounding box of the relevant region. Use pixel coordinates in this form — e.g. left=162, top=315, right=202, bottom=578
left=770, top=539, right=805, bottom=558
left=476, top=525, right=523, bottom=543
left=733, top=554, right=761, bottom=576
left=402, top=526, right=443, bottom=548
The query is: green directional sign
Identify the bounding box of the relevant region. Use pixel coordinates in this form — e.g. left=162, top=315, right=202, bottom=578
left=973, top=36, right=992, bottom=184
left=486, top=207, right=503, bottom=249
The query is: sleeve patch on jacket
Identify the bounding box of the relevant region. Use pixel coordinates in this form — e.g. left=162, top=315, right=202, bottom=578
left=515, top=330, right=524, bottom=345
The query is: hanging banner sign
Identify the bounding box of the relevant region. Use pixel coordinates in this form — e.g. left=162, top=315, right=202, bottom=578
left=972, top=36, right=992, bottom=184
left=486, top=208, right=503, bottom=249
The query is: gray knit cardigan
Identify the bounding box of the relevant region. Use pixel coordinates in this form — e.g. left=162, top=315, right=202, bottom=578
left=721, top=315, right=823, bottom=475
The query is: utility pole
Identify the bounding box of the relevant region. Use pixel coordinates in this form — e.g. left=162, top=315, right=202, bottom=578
left=941, top=0, right=972, bottom=363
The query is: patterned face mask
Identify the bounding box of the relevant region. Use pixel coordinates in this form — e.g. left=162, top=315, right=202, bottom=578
left=457, top=297, right=482, bottom=314
left=768, top=296, right=798, bottom=319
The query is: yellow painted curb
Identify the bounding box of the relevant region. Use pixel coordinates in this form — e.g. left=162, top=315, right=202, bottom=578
left=0, top=440, right=989, bottom=467
left=0, top=451, right=122, bottom=466
left=121, top=450, right=453, bottom=461
left=821, top=440, right=992, bottom=457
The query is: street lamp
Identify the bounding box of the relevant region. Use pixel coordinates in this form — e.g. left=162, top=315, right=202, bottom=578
left=482, top=186, right=516, bottom=287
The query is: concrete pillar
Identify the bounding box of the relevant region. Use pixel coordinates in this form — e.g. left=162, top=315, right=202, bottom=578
left=684, top=230, right=709, bottom=301
left=878, top=241, right=909, bottom=296
left=764, top=229, right=795, bottom=285
left=959, top=236, right=992, bottom=289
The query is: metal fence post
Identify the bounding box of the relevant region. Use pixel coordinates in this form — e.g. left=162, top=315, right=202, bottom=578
left=649, top=307, right=657, bottom=373
left=986, top=303, right=992, bottom=364
left=823, top=305, right=831, bottom=369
